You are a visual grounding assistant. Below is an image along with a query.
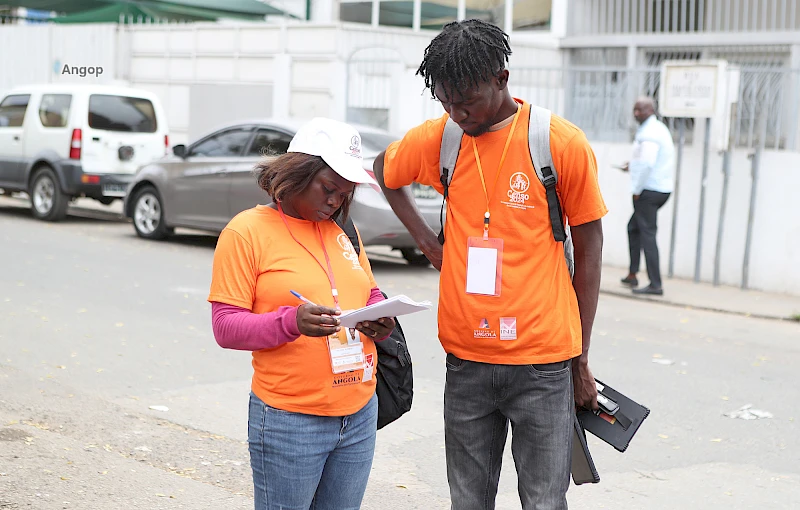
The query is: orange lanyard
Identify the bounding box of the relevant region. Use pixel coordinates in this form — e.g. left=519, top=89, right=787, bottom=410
left=472, top=105, right=521, bottom=240
left=277, top=203, right=340, bottom=309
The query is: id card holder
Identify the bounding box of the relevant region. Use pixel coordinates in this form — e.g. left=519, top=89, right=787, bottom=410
left=465, top=236, right=503, bottom=296
left=327, top=329, right=365, bottom=374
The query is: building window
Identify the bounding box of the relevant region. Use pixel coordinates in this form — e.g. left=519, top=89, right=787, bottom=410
left=339, top=1, right=551, bottom=32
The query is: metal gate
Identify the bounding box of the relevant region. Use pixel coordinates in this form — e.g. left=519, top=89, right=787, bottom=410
left=345, top=47, right=406, bottom=131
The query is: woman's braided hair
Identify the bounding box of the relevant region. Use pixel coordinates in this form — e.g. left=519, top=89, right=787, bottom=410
left=416, top=19, right=512, bottom=100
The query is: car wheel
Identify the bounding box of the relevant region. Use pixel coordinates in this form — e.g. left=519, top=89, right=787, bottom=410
left=400, top=248, right=430, bottom=266
left=30, top=166, right=69, bottom=221
left=132, top=186, right=170, bottom=240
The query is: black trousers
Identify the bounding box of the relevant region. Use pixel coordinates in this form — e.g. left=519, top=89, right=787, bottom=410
left=628, top=190, right=671, bottom=288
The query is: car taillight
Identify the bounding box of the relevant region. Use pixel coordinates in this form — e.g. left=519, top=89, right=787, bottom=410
left=164, top=134, right=169, bottom=155
left=69, top=129, right=82, bottom=159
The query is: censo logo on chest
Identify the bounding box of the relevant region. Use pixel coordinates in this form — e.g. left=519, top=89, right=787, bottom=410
left=502, top=172, right=535, bottom=211
left=337, top=234, right=362, bottom=270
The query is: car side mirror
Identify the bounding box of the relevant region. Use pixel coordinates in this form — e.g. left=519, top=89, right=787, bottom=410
left=172, top=144, right=187, bottom=158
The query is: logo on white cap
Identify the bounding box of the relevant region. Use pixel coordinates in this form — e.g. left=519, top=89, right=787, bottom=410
left=348, top=135, right=361, bottom=158
left=287, top=118, right=376, bottom=185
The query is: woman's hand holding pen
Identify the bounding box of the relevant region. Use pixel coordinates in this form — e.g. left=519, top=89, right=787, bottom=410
left=296, top=305, right=342, bottom=337
left=291, top=291, right=395, bottom=340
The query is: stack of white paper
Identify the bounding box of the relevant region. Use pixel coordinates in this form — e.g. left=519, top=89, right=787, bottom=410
left=339, top=294, right=432, bottom=328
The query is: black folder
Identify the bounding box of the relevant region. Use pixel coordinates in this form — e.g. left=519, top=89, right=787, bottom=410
left=577, top=379, right=650, bottom=453
left=571, top=413, right=600, bottom=485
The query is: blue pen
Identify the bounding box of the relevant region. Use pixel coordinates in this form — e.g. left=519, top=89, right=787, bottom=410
left=290, top=290, right=318, bottom=306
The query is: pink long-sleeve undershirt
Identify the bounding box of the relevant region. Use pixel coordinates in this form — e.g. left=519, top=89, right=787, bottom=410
left=211, top=288, right=387, bottom=351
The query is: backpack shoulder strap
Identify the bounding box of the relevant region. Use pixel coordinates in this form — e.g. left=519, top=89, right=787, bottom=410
left=437, top=117, right=463, bottom=244
left=337, top=216, right=361, bottom=256
left=527, top=105, right=567, bottom=243
left=439, top=118, right=463, bottom=190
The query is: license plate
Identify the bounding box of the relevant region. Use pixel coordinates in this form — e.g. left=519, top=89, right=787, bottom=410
left=102, top=184, right=127, bottom=197
left=411, top=184, right=439, bottom=199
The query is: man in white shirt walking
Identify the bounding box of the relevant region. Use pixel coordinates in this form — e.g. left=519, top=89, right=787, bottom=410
left=620, top=97, right=675, bottom=296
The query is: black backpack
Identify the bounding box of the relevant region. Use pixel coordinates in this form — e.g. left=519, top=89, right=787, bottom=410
left=337, top=216, right=414, bottom=429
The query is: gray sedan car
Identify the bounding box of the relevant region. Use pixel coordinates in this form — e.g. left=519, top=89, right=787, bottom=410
left=123, top=119, right=442, bottom=265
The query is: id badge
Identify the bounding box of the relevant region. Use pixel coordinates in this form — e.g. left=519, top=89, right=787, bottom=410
left=327, top=328, right=365, bottom=374
left=465, top=237, right=504, bottom=296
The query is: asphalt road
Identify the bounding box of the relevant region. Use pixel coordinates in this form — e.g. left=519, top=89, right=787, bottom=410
left=1, top=196, right=798, bottom=509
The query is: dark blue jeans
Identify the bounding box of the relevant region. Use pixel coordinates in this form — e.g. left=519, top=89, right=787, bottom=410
left=444, top=354, right=573, bottom=510
left=248, top=392, right=377, bottom=510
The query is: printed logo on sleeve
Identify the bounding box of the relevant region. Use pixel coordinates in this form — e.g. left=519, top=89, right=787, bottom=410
left=500, top=317, right=517, bottom=340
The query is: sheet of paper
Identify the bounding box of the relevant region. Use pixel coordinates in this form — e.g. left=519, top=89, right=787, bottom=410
left=338, top=294, right=432, bottom=328
left=466, top=246, right=498, bottom=295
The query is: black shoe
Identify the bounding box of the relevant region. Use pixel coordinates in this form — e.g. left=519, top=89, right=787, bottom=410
left=620, top=275, right=639, bottom=287
left=632, top=285, right=663, bottom=296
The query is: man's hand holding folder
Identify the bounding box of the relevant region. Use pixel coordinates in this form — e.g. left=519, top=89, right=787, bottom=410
left=578, top=379, right=650, bottom=453
left=571, top=379, right=651, bottom=485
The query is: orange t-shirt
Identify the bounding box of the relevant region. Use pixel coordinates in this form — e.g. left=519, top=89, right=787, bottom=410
left=384, top=101, right=608, bottom=364
left=207, top=205, right=379, bottom=416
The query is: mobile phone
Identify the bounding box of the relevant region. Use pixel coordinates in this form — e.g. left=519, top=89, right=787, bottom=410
left=597, top=393, right=620, bottom=415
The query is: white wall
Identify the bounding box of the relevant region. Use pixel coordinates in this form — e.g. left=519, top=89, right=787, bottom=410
left=123, top=23, right=290, bottom=144
left=593, top=142, right=800, bottom=296
left=1, top=21, right=565, bottom=141
left=119, top=22, right=450, bottom=143
left=0, top=23, right=119, bottom=97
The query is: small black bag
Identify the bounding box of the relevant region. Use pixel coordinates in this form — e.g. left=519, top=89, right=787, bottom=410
left=337, top=216, right=414, bottom=429
left=373, top=297, right=414, bottom=429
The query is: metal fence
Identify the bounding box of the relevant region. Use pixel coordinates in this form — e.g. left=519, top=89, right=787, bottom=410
left=569, top=0, right=800, bottom=35
left=510, top=66, right=800, bottom=151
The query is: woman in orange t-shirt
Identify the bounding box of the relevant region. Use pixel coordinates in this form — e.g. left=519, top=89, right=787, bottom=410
left=208, top=118, right=395, bottom=510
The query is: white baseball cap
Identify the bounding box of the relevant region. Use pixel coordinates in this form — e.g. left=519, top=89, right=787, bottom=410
left=288, top=117, right=378, bottom=185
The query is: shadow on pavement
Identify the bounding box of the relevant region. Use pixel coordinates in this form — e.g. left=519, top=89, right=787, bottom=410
left=161, top=233, right=220, bottom=249
left=0, top=199, right=127, bottom=224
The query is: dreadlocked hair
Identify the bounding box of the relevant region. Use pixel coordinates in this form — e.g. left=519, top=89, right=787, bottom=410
left=416, top=19, right=512, bottom=100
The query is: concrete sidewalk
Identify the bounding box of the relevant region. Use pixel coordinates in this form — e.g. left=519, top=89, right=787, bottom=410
left=600, top=265, right=800, bottom=321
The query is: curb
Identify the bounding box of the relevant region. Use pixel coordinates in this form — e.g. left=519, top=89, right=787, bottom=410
left=599, top=288, right=797, bottom=323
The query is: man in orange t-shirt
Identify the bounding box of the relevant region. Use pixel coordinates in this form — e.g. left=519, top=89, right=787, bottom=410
left=373, top=20, right=607, bottom=510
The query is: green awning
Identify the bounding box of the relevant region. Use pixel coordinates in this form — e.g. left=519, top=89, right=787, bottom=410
left=1, top=0, right=101, bottom=12
left=51, top=2, right=217, bottom=23
left=3, top=0, right=287, bottom=21
left=167, top=0, right=283, bottom=17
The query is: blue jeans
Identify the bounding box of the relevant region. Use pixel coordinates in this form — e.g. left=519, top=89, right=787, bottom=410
left=248, top=392, right=377, bottom=510
left=444, top=354, right=574, bottom=510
